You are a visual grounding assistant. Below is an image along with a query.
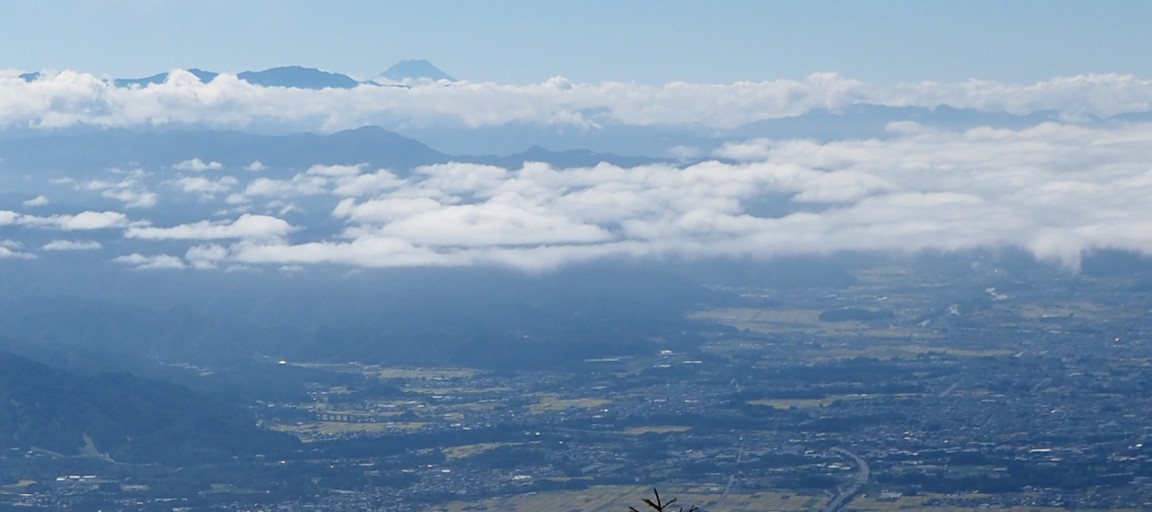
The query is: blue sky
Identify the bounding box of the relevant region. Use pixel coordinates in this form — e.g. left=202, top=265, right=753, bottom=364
left=3, top=1, right=1151, bottom=83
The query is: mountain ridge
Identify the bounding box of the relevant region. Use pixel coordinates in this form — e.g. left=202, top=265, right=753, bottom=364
left=0, top=351, right=296, bottom=464
left=0, top=125, right=659, bottom=175
left=17, top=61, right=457, bottom=90
left=380, top=59, right=455, bottom=82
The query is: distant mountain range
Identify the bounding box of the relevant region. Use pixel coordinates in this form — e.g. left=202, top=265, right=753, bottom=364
left=0, top=125, right=660, bottom=179
left=0, top=351, right=295, bottom=464
left=389, top=104, right=1069, bottom=156
left=112, top=68, right=221, bottom=87
left=19, top=60, right=457, bottom=90
left=14, top=62, right=1133, bottom=159
left=381, top=59, right=455, bottom=82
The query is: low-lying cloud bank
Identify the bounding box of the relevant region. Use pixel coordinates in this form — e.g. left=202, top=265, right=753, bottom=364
left=92, top=121, right=1152, bottom=272
left=4, top=70, right=1152, bottom=272
left=2, top=69, right=1152, bottom=131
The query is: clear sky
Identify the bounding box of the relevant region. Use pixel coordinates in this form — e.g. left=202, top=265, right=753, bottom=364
left=3, top=0, right=1150, bottom=84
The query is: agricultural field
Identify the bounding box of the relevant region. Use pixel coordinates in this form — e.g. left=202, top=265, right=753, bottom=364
left=527, top=393, right=612, bottom=414
left=848, top=493, right=1141, bottom=512
left=274, top=420, right=430, bottom=438
left=442, top=442, right=535, bottom=460
left=747, top=393, right=920, bottom=410
left=431, top=485, right=824, bottom=512
left=689, top=308, right=933, bottom=340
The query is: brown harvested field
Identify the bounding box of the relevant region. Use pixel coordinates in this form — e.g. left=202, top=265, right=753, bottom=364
left=527, top=393, right=611, bottom=414
left=698, top=336, right=1011, bottom=362
left=442, top=442, right=534, bottom=461
left=748, top=392, right=922, bottom=410
left=273, top=420, right=430, bottom=440
left=430, top=485, right=824, bottom=512
left=621, top=425, right=692, bottom=435
left=689, top=308, right=933, bottom=340
left=433, top=487, right=1140, bottom=512
left=404, top=386, right=513, bottom=394
left=849, top=493, right=1140, bottom=512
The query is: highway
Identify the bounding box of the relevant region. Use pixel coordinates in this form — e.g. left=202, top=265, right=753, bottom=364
left=819, top=447, right=870, bottom=512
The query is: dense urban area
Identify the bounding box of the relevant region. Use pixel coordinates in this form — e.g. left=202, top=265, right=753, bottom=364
left=3, top=251, right=1152, bottom=511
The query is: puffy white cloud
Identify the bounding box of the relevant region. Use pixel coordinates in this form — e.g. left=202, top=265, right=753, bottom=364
left=22, top=195, right=49, bottom=207
left=306, top=164, right=362, bottom=177
left=228, top=237, right=461, bottom=268
left=42, top=239, right=102, bottom=251
left=330, top=169, right=403, bottom=197
left=173, top=158, right=223, bottom=171
left=113, top=253, right=186, bottom=270
left=3, top=70, right=1152, bottom=132
left=244, top=175, right=328, bottom=197
left=412, top=163, right=510, bottom=197
left=169, top=176, right=239, bottom=198
left=76, top=177, right=157, bottom=208
left=367, top=202, right=613, bottom=247
left=162, top=120, right=1152, bottom=272
left=224, top=193, right=249, bottom=205
left=80, top=179, right=132, bottom=191
left=332, top=197, right=442, bottom=223
left=0, top=246, right=35, bottom=260
left=100, top=188, right=158, bottom=208
left=125, top=214, right=294, bottom=241
left=185, top=243, right=229, bottom=269
left=17, top=211, right=130, bottom=230
left=241, top=165, right=406, bottom=202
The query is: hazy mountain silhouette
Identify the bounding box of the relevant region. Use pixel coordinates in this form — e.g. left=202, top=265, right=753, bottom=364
left=237, top=66, right=360, bottom=89
left=102, top=66, right=358, bottom=89
left=0, top=125, right=662, bottom=177
left=0, top=125, right=447, bottom=175
left=114, top=69, right=220, bottom=87
left=381, top=59, right=455, bottom=82
left=0, top=351, right=295, bottom=464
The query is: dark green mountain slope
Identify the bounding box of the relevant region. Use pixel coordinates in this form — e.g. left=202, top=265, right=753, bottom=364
left=0, top=352, right=295, bottom=464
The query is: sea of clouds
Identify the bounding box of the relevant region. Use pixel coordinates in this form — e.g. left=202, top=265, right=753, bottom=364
left=2, top=70, right=1152, bottom=272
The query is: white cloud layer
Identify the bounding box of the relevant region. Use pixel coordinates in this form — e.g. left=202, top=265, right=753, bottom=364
left=6, top=69, right=1152, bottom=272
left=113, top=253, right=186, bottom=270
left=169, top=176, right=238, bottom=199
left=96, top=120, right=1152, bottom=271
left=0, top=210, right=130, bottom=230
left=124, top=214, right=295, bottom=242
left=42, top=239, right=103, bottom=251
left=3, top=69, right=1152, bottom=131
left=173, top=158, right=223, bottom=171
left=76, top=177, right=157, bottom=208
left=22, top=195, right=49, bottom=207
left=0, top=240, right=33, bottom=259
